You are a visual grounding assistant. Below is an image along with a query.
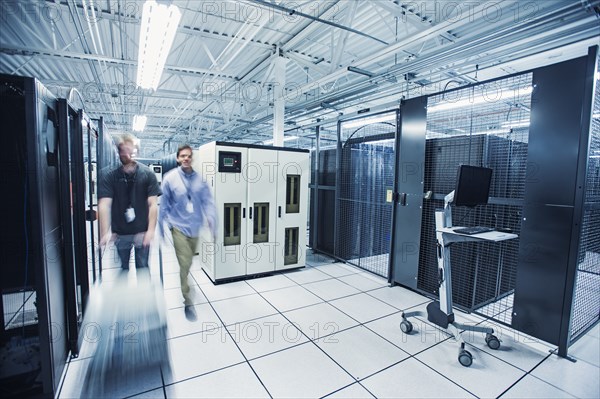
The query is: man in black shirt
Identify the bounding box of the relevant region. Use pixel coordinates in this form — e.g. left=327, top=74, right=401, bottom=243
left=98, top=134, right=161, bottom=272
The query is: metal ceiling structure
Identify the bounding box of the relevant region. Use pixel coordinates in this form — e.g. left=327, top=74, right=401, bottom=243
left=1, top=0, right=599, bottom=157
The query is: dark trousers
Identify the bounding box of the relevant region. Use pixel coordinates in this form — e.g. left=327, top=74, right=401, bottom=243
left=115, top=234, right=150, bottom=270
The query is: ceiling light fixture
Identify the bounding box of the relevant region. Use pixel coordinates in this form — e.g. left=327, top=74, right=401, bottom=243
left=341, top=112, right=396, bottom=129
left=136, top=0, right=181, bottom=90
left=347, top=66, right=376, bottom=78
left=133, top=115, right=147, bottom=132
left=428, top=86, right=534, bottom=113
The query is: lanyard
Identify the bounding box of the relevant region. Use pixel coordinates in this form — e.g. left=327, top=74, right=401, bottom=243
left=178, top=169, right=193, bottom=201
left=123, top=170, right=137, bottom=207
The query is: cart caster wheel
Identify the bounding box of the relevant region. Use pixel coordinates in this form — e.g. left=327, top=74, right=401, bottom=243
left=458, top=350, right=473, bottom=367
left=400, top=320, right=413, bottom=334
left=485, top=333, right=501, bottom=350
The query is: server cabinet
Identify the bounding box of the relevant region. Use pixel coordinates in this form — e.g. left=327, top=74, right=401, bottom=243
left=195, top=142, right=309, bottom=283
left=246, top=148, right=279, bottom=274
left=0, top=74, right=70, bottom=396
left=275, top=150, right=309, bottom=270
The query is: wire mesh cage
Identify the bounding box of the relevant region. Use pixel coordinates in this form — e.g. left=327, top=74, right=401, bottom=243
left=570, top=59, right=600, bottom=342
left=335, top=112, right=397, bottom=277
left=418, top=73, right=533, bottom=324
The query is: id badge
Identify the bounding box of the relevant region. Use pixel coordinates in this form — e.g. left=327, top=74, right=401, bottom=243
left=125, top=207, right=136, bottom=223
left=186, top=200, right=194, bottom=213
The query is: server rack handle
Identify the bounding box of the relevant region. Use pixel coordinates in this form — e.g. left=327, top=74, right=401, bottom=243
left=278, top=206, right=282, bottom=218
left=249, top=207, right=253, bottom=219
left=243, top=207, right=246, bottom=218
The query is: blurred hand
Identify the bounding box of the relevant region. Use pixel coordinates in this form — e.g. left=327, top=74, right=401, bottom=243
left=143, top=230, right=155, bottom=247
left=99, top=232, right=116, bottom=247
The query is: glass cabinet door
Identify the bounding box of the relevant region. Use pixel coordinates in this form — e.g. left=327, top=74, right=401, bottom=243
left=253, top=202, right=269, bottom=243
left=224, top=203, right=241, bottom=246
left=286, top=174, right=300, bottom=213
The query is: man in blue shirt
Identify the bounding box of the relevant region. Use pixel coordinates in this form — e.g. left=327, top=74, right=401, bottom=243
left=159, top=144, right=217, bottom=320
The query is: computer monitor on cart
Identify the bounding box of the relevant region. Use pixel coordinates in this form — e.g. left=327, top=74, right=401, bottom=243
left=453, top=165, right=493, bottom=207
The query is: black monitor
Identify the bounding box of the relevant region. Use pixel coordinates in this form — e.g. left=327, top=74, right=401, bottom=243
left=453, top=165, right=493, bottom=207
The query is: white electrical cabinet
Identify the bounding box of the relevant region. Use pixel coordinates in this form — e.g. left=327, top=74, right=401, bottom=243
left=194, top=142, right=309, bottom=283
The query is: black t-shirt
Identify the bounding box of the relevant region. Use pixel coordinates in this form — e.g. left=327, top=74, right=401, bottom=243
left=98, top=163, right=161, bottom=235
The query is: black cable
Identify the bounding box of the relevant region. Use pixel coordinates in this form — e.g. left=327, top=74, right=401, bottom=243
left=455, top=207, right=472, bottom=226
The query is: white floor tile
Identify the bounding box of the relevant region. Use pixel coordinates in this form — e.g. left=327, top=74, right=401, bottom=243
left=324, top=383, right=376, bottom=398
left=245, top=273, right=298, bottom=292
left=365, top=313, right=451, bottom=355
left=366, top=286, right=430, bottom=311
left=166, top=303, right=222, bottom=339
left=466, top=319, right=553, bottom=372
left=260, top=285, right=323, bottom=312
left=499, top=374, right=575, bottom=398
left=303, top=278, right=361, bottom=301
left=211, top=293, right=278, bottom=326
left=568, top=332, right=600, bottom=367
left=415, top=338, right=526, bottom=398
left=198, top=280, right=255, bottom=302
left=166, top=328, right=245, bottom=384
left=315, top=263, right=360, bottom=278
left=190, top=268, right=213, bottom=285
left=226, top=313, right=309, bottom=360
left=161, top=272, right=183, bottom=290
left=361, top=357, right=476, bottom=399
left=338, top=273, right=388, bottom=292
left=329, top=293, right=398, bottom=323
left=315, top=325, right=409, bottom=379
left=250, top=342, right=355, bottom=398
left=58, top=244, right=599, bottom=399
left=165, top=363, right=270, bottom=398
left=162, top=286, right=208, bottom=309
left=283, top=302, right=360, bottom=340
left=284, top=267, right=333, bottom=284
left=531, top=351, right=600, bottom=398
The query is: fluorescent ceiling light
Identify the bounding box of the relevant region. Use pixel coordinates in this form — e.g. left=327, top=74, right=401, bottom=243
left=428, top=86, right=534, bottom=113
left=341, top=112, right=396, bottom=129
left=136, top=0, right=181, bottom=90
left=133, top=115, right=147, bottom=132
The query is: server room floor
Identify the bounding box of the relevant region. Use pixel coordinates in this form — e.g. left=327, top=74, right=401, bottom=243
left=58, top=246, right=599, bottom=399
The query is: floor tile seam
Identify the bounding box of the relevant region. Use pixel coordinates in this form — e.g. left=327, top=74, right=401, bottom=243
left=312, top=266, right=360, bottom=279
left=249, top=288, right=358, bottom=342
left=445, top=320, right=564, bottom=373
left=166, top=324, right=224, bottom=341
left=190, top=283, right=276, bottom=399
left=496, top=351, right=579, bottom=399
left=165, top=301, right=209, bottom=311
left=247, top=289, right=369, bottom=385
left=325, top=294, right=399, bottom=326
left=160, top=360, right=248, bottom=391
left=200, top=285, right=324, bottom=308
left=300, top=283, right=371, bottom=303
left=219, top=310, right=286, bottom=328
left=319, top=380, right=377, bottom=399
left=528, top=349, right=600, bottom=395
left=408, top=355, right=481, bottom=398
left=362, top=289, right=431, bottom=312
left=306, top=272, right=389, bottom=294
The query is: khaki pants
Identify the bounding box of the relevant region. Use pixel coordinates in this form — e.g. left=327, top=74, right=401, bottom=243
left=171, top=228, right=199, bottom=306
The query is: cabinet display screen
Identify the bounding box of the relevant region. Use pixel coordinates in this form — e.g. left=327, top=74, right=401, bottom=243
left=218, top=151, right=241, bottom=173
